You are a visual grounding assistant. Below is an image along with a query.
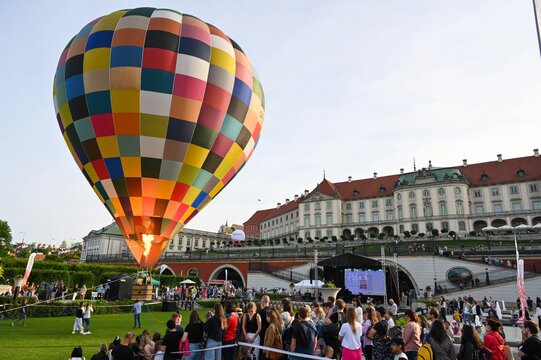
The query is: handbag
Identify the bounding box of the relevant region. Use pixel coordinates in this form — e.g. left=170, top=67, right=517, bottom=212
left=180, top=338, right=190, bottom=357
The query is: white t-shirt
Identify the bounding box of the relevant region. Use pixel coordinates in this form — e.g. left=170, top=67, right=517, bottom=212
left=391, top=303, right=398, bottom=316
left=355, top=306, right=363, bottom=322
left=338, top=322, right=362, bottom=350
left=394, top=352, right=408, bottom=360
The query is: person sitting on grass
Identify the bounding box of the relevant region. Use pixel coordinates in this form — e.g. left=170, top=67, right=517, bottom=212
left=69, top=346, right=85, bottom=360
left=89, top=343, right=108, bottom=360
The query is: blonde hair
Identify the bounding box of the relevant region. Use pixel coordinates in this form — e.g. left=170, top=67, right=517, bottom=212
left=346, top=307, right=358, bottom=334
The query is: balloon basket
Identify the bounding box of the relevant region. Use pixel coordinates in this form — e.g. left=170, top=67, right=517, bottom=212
left=131, top=284, right=153, bottom=301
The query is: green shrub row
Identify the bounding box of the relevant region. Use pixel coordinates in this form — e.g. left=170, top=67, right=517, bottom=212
left=0, top=297, right=162, bottom=317
left=0, top=257, right=200, bottom=288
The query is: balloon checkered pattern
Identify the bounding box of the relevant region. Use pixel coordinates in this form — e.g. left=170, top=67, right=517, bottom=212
left=53, top=8, right=265, bottom=267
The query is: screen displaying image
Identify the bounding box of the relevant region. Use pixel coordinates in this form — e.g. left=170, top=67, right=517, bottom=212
left=344, top=269, right=386, bottom=296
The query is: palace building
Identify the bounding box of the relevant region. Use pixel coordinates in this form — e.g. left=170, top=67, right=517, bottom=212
left=245, top=150, right=541, bottom=241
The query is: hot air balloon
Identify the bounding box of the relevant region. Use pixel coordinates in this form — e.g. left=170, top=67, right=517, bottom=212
left=53, top=8, right=265, bottom=267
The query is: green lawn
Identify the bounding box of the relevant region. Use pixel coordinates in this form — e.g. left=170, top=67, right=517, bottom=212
left=0, top=309, right=208, bottom=359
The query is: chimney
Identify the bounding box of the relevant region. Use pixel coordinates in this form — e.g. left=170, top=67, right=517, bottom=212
left=304, top=190, right=309, bottom=196
left=534, top=149, right=539, bottom=157
left=277, top=202, right=281, bottom=208
left=463, top=159, right=468, bottom=167
left=497, top=154, right=502, bottom=162
left=285, top=198, right=290, bottom=204
left=400, top=168, right=404, bottom=174
left=348, top=176, right=352, bottom=183
left=294, top=194, right=299, bottom=201
left=373, top=172, right=378, bottom=179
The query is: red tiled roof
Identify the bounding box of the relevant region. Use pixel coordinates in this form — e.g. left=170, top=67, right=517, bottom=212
left=459, top=155, right=541, bottom=187
left=243, top=208, right=274, bottom=226
left=263, top=197, right=302, bottom=219
left=334, top=174, right=399, bottom=200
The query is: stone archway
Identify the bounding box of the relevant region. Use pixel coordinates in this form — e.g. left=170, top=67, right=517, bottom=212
left=354, top=228, right=364, bottom=239
left=473, top=220, right=487, bottom=233
left=209, top=264, right=245, bottom=288
left=533, top=216, right=541, bottom=225
left=382, top=226, right=394, bottom=237
left=511, top=218, right=527, bottom=227
left=342, top=229, right=352, bottom=238
left=491, top=219, right=506, bottom=227
left=367, top=227, right=379, bottom=238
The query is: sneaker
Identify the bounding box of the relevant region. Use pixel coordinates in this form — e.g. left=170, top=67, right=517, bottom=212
left=72, top=331, right=76, bottom=334
left=82, top=332, right=87, bottom=335
left=11, top=322, right=14, bottom=326
left=86, top=331, right=91, bottom=335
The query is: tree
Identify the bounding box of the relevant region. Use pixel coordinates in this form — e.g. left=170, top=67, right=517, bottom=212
left=431, top=229, right=439, bottom=237
left=0, top=220, right=12, bottom=244
left=297, top=238, right=303, bottom=244
left=378, top=233, right=385, bottom=240
left=404, top=231, right=411, bottom=238
left=307, top=237, right=314, bottom=243
left=319, top=237, right=326, bottom=243
left=332, top=236, right=338, bottom=242
left=418, top=233, right=425, bottom=238
left=448, top=230, right=456, bottom=237
left=282, top=238, right=288, bottom=245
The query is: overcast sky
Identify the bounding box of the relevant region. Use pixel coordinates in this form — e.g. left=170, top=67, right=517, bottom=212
left=1, top=1, right=540, bottom=245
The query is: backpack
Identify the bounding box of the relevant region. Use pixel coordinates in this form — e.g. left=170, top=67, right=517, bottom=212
left=417, top=343, right=435, bottom=360
left=388, top=326, right=403, bottom=338
left=321, top=312, right=345, bottom=343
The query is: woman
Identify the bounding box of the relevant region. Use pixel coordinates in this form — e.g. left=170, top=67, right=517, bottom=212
left=139, top=332, right=155, bottom=360
left=483, top=319, right=505, bottom=360
left=363, top=307, right=378, bottom=360
left=203, top=303, right=227, bottom=360
left=242, top=302, right=262, bottom=360
left=69, top=346, right=85, bottom=360
left=181, top=310, right=204, bottom=360
left=83, top=303, right=93, bottom=334
left=384, top=310, right=395, bottom=329
left=223, top=301, right=239, bottom=360
left=290, top=305, right=317, bottom=360
left=427, top=320, right=455, bottom=360
left=338, top=307, right=363, bottom=360
left=372, top=318, right=392, bottom=360
left=458, top=324, right=484, bottom=360
left=402, top=309, right=422, bottom=360
left=263, top=308, right=283, bottom=360
left=353, top=298, right=363, bottom=323
left=89, top=343, right=108, bottom=360
left=281, top=298, right=295, bottom=331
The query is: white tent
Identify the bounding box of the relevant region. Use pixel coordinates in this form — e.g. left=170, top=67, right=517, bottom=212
left=498, top=225, right=513, bottom=231
left=482, top=226, right=497, bottom=231
left=514, top=224, right=531, bottom=230
left=180, top=279, right=197, bottom=284
left=533, top=223, right=541, bottom=229
left=294, top=280, right=323, bottom=288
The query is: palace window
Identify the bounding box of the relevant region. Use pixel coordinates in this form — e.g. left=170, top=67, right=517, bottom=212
left=410, top=204, right=417, bottom=218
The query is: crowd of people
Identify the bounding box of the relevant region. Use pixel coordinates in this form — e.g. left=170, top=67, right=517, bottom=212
left=65, top=293, right=541, bottom=360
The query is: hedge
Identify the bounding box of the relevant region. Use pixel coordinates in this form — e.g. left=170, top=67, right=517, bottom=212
left=0, top=297, right=162, bottom=317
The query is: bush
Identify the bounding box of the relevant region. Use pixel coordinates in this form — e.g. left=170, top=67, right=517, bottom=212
left=411, top=230, right=418, bottom=235
left=469, top=231, right=476, bottom=236
left=378, top=233, right=384, bottom=240
left=418, top=233, right=425, bottom=238
left=448, top=231, right=456, bottom=237
left=404, top=231, right=411, bottom=238
left=431, top=229, right=439, bottom=236
left=441, top=228, right=449, bottom=234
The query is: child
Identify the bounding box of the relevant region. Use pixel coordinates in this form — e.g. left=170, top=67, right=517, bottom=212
left=322, top=346, right=334, bottom=359
left=390, top=337, right=408, bottom=360
left=153, top=341, right=165, bottom=360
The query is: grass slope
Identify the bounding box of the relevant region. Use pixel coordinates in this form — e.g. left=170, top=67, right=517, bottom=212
left=0, top=309, right=208, bottom=359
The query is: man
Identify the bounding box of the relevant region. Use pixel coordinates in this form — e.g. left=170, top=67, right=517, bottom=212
left=12, top=299, right=28, bottom=326
left=258, top=295, right=271, bottom=351
left=132, top=300, right=143, bottom=328
left=518, top=320, right=541, bottom=359
left=389, top=299, right=398, bottom=316
left=168, top=313, right=183, bottom=334
left=323, top=299, right=347, bottom=358
left=112, top=332, right=135, bottom=360
left=162, top=319, right=182, bottom=360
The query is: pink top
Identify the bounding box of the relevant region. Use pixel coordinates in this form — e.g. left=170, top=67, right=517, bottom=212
left=403, top=321, right=422, bottom=352
left=362, top=320, right=373, bottom=346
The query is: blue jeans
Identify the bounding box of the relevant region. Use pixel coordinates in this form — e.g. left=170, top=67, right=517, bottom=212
left=83, top=318, right=90, bottom=332
left=204, top=338, right=222, bottom=360
left=133, top=313, right=141, bottom=328
left=183, top=342, right=200, bottom=360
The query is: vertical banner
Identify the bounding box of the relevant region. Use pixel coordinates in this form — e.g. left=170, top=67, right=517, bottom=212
left=22, top=252, right=37, bottom=287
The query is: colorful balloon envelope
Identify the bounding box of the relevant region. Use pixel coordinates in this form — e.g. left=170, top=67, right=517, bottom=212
left=53, top=8, right=265, bottom=267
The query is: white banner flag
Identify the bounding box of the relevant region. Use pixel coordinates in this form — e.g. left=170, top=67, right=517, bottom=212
left=22, top=252, right=37, bottom=287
